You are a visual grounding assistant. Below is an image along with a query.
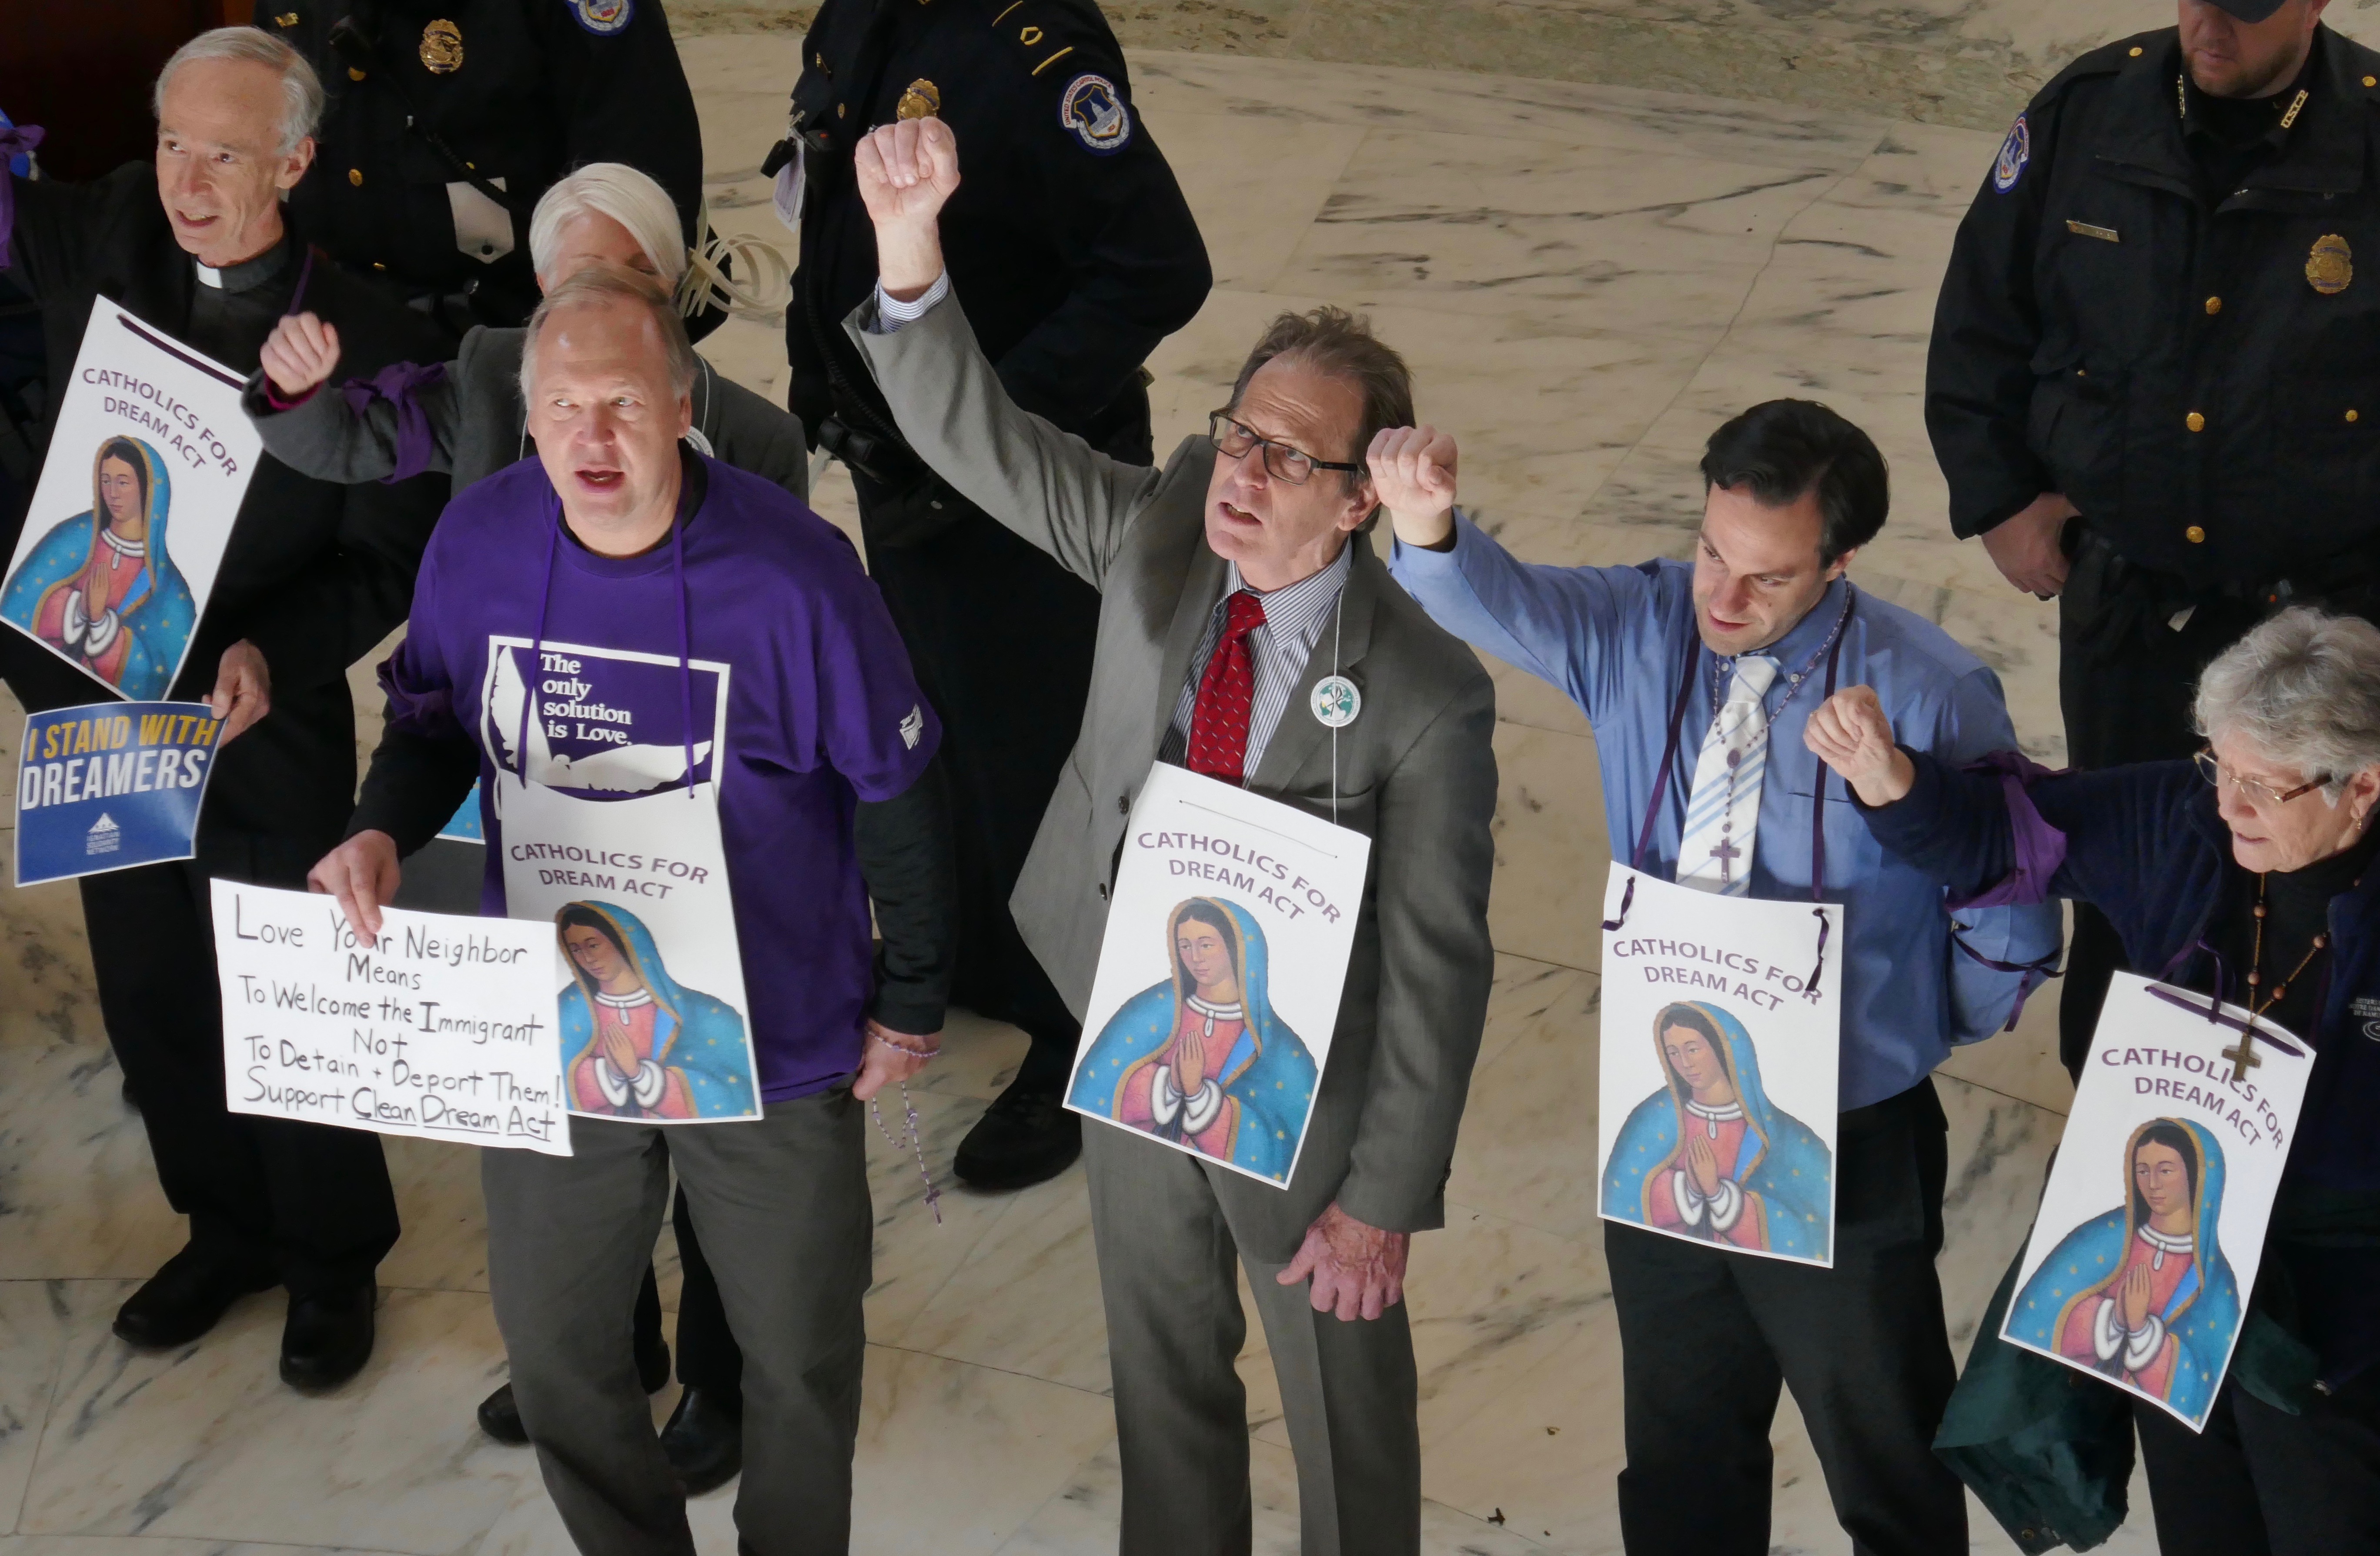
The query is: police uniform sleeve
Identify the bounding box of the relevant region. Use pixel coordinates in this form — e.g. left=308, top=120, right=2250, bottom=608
left=528, top=0, right=707, bottom=245
left=1925, top=87, right=2064, bottom=539
left=988, top=20, right=1212, bottom=429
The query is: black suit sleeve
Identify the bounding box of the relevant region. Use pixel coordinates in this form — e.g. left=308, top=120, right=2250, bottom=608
left=853, top=751, right=957, bottom=1036
left=1925, top=96, right=2062, bottom=539
left=0, top=164, right=141, bottom=300
left=528, top=0, right=707, bottom=245
left=225, top=469, right=451, bottom=695
left=990, top=39, right=1212, bottom=429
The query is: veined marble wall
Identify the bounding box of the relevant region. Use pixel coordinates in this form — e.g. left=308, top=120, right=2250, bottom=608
left=0, top=37, right=2156, bottom=1556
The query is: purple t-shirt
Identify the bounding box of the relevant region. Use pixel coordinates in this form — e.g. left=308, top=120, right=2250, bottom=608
left=383, top=454, right=939, bottom=1101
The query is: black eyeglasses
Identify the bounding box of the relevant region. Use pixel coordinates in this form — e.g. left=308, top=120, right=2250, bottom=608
left=1207, top=412, right=1363, bottom=486
left=2193, top=748, right=2327, bottom=806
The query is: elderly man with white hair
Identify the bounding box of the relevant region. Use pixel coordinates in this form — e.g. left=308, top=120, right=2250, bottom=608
left=246, top=160, right=806, bottom=1483
left=308, top=263, right=954, bottom=1556
left=1807, top=606, right=2380, bottom=1556
left=0, top=27, right=452, bottom=1388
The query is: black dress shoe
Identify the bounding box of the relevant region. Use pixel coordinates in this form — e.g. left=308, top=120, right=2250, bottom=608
left=476, top=1340, right=672, bottom=1444
left=660, top=1386, right=744, bottom=1494
left=113, top=1245, right=277, bottom=1349
left=280, top=1284, right=377, bottom=1391
left=952, top=1077, right=1082, bottom=1192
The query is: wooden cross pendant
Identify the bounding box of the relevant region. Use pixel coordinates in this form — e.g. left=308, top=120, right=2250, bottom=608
left=2223, top=1033, right=2262, bottom=1083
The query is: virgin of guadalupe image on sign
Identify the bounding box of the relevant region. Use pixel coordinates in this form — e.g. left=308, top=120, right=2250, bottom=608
left=2007, top=1117, right=2241, bottom=1427
left=556, top=901, right=760, bottom=1120
left=1068, top=897, right=1318, bottom=1184
left=1601, top=1001, right=1833, bottom=1261
left=0, top=437, right=195, bottom=699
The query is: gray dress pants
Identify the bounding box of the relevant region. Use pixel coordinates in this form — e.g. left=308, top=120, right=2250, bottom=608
left=1083, top=1122, right=1423, bottom=1556
left=482, top=1092, right=872, bottom=1556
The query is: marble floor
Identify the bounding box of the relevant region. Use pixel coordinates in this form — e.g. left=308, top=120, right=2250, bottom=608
left=0, top=34, right=2168, bottom=1556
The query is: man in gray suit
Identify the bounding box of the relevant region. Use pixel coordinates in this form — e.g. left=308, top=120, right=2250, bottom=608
left=847, top=117, right=1498, bottom=1555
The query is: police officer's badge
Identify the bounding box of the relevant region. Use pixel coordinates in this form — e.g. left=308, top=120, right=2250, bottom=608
left=568, top=0, right=634, bottom=35
left=1060, top=73, right=1132, bottom=156
left=2309, top=233, right=2353, bottom=295
left=419, top=19, right=464, bottom=74
left=896, top=79, right=941, bottom=121
left=1992, top=113, right=2029, bottom=193
left=1310, top=676, right=1360, bottom=729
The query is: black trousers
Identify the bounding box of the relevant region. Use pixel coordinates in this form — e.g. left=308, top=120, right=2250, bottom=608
left=2055, top=540, right=2263, bottom=1079
left=855, top=477, right=1098, bottom=1091
left=2131, top=1370, right=2380, bottom=1556
left=1606, top=1078, right=1964, bottom=1556
left=80, top=848, right=399, bottom=1296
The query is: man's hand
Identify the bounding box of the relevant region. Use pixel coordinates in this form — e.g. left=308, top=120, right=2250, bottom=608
left=1277, top=1202, right=1410, bottom=1321
left=1367, top=425, right=1459, bottom=551
left=853, top=117, right=959, bottom=301
left=308, top=829, right=401, bottom=942
left=1803, top=686, right=1915, bottom=807
left=259, top=312, right=341, bottom=400
left=211, top=640, right=271, bottom=744
left=1978, top=492, right=2078, bottom=597
left=852, top=1018, right=940, bottom=1101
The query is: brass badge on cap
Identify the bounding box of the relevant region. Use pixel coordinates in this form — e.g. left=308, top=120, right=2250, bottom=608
left=896, top=79, right=941, bottom=120
left=420, top=19, right=465, bottom=74
left=2309, top=233, right=2353, bottom=295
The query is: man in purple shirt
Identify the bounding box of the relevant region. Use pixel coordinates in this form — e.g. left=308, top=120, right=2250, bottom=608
left=308, top=265, right=954, bottom=1555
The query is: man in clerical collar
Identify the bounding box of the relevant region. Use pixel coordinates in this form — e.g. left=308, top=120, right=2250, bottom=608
left=1383, top=400, right=2062, bottom=1555
left=1, top=28, right=452, bottom=1390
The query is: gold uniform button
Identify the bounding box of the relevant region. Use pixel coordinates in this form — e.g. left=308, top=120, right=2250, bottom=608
left=2185, top=525, right=2207, bottom=544
left=2130, top=46, right=2143, bottom=57
left=2186, top=411, right=2206, bottom=432
left=348, top=167, right=363, bottom=186
left=2350, top=409, right=2363, bottom=423
left=2367, top=75, right=2377, bottom=87
left=837, top=103, right=847, bottom=118
left=348, top=67, right=366, bottom=80
left=2204, top=296, right=2221, bottom=314
left=371, top=261, right=387, bottom=271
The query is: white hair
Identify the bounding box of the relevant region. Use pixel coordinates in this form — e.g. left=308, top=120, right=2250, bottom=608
left=153, top=28, right=324, bottom=158
left=2195, top=607, right=2380, bottom=801
left=528, top=164, right=689, bottom=288
left=518, top=264, right=699, bottom=407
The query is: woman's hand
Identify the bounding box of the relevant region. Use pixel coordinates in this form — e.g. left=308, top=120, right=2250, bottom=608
left=1685, top=1132, right=1722, bottom=1199
left=1802, top=686, right=1916, bottom=806
left=2119, top=1260, right=2153, bottom=1335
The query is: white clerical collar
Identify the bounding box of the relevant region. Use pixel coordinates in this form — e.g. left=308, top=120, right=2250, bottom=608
left=1188, top=995, right=1243, bottom=1022
left=2139, top=1223, right=2193, bottom=1255
left=1685, top=1099, right=1744, bottom=1123
left=195, top=262, right=224, bottom=290
left=99, top=526, right=145, bottom=559
left=594, top=988, right=653, bottom=1010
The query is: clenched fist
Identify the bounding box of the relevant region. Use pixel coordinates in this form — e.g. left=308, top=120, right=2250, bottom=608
left=854, top=117, right=960, bottom=300
left=1802, top=686, right=1915, bottom=807
left=1367, top=424, right=1459, bottom=550
left=259, top=312, right=341, bottom=400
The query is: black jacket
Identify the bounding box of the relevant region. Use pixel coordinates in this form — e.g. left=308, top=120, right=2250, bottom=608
left=1928, top=26, right=2380, bottom=592
left=784, top=0, right=1210, bottom=465
left=264, top=0, right=705, bottom=325
left=2, top=164, right=454, bottom=850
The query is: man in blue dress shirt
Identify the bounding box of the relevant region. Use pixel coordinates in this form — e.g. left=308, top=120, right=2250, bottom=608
left=1380, top=400, right=2062, bottom=1556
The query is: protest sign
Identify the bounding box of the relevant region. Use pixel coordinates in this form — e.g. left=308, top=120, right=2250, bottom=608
left=2001, top=972, right=2313, bottom=1430
left=212, top=879, right=570, bottom=1155
left=1597, top=865, right=1843, bottom=1266
left=1065, top=762, right=1371, bottom=1188
left=1, top=298, right=258, bottom=699
left=15, top=701, right=220, bottom=885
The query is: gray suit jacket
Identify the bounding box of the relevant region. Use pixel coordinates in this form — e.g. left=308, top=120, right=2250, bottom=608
left=852, top=293, right=1498, bottom=1255
left=245, top=325, right=809, bottom=498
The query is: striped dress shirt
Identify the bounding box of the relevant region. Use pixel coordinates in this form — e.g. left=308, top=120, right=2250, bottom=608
left=1160, top=544, right=1354, bottom=781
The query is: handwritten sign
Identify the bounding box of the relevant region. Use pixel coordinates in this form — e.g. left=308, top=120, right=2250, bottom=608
left=1597, top=865, right=1843, bottom=1266
left=211, top=879, right=571, bottom=1155
left=15, top=700, right=221, bottom=884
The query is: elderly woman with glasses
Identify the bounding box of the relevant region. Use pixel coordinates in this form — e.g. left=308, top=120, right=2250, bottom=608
left=1803, top=606, right=2380, bottom=1556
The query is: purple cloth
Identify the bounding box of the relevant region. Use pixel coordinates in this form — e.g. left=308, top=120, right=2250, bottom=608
left=341, top=360, right=449, bottom=484
left=0, top=126, right=47, bottom=270
left=382, top=454, right=941, bottom=1101
left=1945, top=750, right=2071, bottom=911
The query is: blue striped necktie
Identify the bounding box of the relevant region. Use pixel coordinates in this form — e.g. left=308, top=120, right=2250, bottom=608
left=1676, top=656, right=1778, bottom=896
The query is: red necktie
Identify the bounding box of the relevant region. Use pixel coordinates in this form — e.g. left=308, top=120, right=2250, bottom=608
left=1186, top=590, right=1267, bottom=785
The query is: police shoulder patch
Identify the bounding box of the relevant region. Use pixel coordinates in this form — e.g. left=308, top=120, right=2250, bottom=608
left=568, top=0, right=634, bottom=35
left=1992, top=113, right=2030, bottom=193
left=1060, top=73, right=1132, bottom=156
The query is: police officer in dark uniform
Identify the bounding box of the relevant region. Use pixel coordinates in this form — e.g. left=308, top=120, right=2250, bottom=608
left=1929, top=0, right=2380, bottom=1078
left=781, top=0, right=1211, bottom=1189
left=257, top=0, right=704, bottom=332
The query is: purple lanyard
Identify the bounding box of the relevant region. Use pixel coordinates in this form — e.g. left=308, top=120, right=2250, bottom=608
left=1606, top=596, right=1850, bottom=996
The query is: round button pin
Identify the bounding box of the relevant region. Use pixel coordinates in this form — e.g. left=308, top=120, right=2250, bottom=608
left=1311, top=675, right=1360, bottom=728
